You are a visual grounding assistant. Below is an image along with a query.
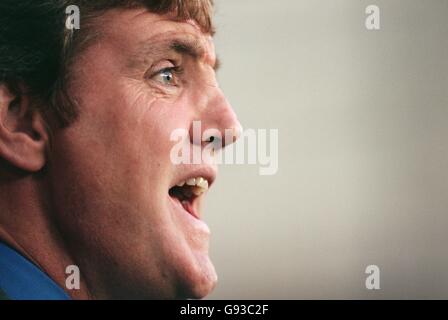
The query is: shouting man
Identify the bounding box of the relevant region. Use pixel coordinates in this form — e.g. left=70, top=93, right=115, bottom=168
left=0, top=0, right=240, bottom=300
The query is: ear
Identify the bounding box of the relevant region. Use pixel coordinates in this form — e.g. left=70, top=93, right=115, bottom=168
left=0, top=84, right=49, bottom=172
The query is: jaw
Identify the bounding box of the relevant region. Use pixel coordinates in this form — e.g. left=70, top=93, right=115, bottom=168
left=164, top=192, right=218, bottom=299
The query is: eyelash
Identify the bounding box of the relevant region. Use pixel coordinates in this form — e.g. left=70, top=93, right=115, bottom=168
left=151, top=65, right=184, bottom=83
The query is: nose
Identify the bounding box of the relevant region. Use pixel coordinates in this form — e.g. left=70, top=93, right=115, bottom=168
left=190, top=87, right=241, bottom=150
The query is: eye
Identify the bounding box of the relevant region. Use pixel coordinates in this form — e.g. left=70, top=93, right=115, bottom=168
left=152, top=67, right=179, bottom=86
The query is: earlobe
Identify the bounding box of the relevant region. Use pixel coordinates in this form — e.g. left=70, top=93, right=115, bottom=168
left=0, top=84, right=49, bottom=172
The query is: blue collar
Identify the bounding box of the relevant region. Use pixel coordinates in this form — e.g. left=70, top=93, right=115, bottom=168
left=0, top=242, right=71, bottom=300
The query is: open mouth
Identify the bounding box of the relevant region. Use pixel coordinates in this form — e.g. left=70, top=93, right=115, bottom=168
left=169, top=177, right=209, bottom=219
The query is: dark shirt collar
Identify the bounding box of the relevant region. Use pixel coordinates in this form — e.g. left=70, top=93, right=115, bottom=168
left=0, top=242, right=70, bottom=300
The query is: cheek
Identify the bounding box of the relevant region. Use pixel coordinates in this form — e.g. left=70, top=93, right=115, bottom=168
left=49, top=90, right=192, bottom=238
left=48, top=122, right=176, bottom=286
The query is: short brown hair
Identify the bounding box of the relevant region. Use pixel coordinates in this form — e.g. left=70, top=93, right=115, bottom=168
left=0, top=0, right=214, bottom=127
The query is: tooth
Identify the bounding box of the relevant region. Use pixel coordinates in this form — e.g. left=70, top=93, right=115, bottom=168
left=192, top=187, right=204, bottom=196
left=195, top=177, right=204, bottom=186
left=186, top=178, right=196, bottom=186
left=196, top=178, right=209, bottom=190
left=177, top=181, right=186, bottom=187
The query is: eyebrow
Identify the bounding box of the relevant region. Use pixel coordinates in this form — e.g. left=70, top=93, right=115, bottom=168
left=170, top=39, right=221, bottom=72
left=132, top=36, right=221, bottom=72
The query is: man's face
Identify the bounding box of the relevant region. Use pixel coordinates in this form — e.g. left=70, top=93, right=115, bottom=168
left=47, top=8, right=239, bottom=299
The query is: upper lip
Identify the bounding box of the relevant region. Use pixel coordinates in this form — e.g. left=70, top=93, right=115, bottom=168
left=170, top=165, right=217, bottom=190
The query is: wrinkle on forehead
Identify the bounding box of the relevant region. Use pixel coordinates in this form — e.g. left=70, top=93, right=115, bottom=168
left=101, top=8, right=215, bottom=39
left=82, top=8, right=219, bottom=80
left=130, top=30, right=217, bottom=70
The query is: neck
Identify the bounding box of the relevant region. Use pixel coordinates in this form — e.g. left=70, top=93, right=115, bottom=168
left=0, top=171, right=91, bottom=299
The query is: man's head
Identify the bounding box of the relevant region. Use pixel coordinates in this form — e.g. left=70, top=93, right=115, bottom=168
left=0, top=0, right=240, bottom=299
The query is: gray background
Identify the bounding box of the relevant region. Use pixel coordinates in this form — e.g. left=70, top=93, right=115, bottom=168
left=206, top=0, right=448, bottom=299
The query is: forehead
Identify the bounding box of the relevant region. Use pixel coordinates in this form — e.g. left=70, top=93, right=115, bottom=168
left=96, top=8, right=216, bottom=65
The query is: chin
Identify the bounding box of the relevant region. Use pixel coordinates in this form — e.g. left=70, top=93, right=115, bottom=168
left=177, top=257, right=218, bottom=299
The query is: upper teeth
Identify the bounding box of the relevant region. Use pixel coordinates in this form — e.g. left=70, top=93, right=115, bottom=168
left=176, top=176, right=209, bottom=196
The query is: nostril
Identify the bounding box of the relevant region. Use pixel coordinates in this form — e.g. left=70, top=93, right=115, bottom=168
left=202, top=130, right=221, bottom=146
left=207, top=135, right=223, bottom=150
